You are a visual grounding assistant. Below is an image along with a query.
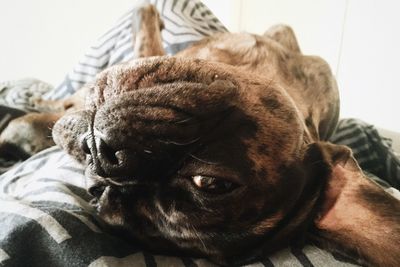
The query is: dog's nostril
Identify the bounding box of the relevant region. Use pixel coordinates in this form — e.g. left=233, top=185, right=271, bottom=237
left=79, top=132, right=120, bottom=165
left=80, top=131, right=129, bottom=176
left=88, top=184, right=106, bottom=199
left=97, top=137, right=120, bottom=166
left=80, top=136, right=91, bottom=155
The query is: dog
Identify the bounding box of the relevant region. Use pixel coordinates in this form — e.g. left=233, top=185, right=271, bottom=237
left=2, top=4, right=400, bottom=266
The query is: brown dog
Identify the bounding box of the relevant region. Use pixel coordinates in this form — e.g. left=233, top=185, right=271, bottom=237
left=4, top=4, right=400, bottom=266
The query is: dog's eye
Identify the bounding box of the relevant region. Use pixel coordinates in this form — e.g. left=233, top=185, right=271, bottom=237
left=191, top=175, right=235, bottom=194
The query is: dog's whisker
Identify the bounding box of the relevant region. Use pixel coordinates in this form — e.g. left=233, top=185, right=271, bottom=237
left=189, top=223, right=208, bottom=252
left=188, top=153, right=219, bottom=165
left=174, top=117, right=195, bottom=124
left=157, top=137, right=200, bottom=146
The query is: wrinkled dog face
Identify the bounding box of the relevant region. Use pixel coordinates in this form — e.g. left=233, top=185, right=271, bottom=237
left=53, top=56, right=318, bottom=264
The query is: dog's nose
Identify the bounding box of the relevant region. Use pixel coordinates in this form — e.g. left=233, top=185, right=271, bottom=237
left=81, top=133, right=131, bottom=176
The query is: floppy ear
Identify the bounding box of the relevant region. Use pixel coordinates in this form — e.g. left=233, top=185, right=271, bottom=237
left=264, top=24, right=301, bottom=53
left=305, top=142, right=400, bottom=267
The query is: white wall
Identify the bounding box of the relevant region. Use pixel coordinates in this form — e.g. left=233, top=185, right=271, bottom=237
left=337, top=0, right=400, bottom=133
left=1, top=0, right=399, bottom=131
left=0, top=0, right=136, bottom=85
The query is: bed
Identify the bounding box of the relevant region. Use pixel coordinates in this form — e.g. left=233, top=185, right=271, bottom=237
left=1, top=0, right=399, bottom=266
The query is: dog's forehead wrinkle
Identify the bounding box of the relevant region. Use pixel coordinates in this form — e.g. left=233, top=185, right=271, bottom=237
left=93, top=103, right=243, bottom=154
left=88, top=56, right=245, bottom=108
left=92, top=84, right=238, bottom=123
left=98, top=94, right=250, bottom=145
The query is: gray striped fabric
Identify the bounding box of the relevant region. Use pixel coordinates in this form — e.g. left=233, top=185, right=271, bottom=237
left=0, top=79, right=54, bottom=112
left=0, top=0, right=399, bottom=266
left=330, top=119, right=400, bottom=188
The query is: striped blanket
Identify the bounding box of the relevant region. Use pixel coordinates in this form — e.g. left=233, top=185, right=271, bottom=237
left=0, top=0, right=399, bottom=266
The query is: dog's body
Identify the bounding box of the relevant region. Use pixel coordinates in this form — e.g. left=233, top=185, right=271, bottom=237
left=2, top=4, right=400, bottom=266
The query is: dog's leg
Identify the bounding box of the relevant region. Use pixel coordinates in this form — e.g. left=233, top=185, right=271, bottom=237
left=0, top=113, right=61, bottom=159
left=0, top=85, right=89, bottom=159
left=264, top=24, right=339, bottom=141
left=33, top=85, right=88, bottom=113
left=132, top=4, right=165, bottom=58
left=305, top=142, right=400, bottom=267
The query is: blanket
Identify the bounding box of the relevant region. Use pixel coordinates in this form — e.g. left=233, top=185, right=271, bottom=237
left=1, top=0, right=399, bottom=266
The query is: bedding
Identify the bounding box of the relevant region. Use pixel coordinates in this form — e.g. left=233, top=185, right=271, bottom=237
left=0, top=0, right=399, bottom=266
left=0, top=78, right=53, bottom=112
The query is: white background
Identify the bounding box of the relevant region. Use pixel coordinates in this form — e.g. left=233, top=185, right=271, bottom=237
left=1, top=0, right=399, bottom=132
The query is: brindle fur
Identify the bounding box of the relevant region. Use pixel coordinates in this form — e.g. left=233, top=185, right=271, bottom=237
left=2, top=4, right=399, bottom=266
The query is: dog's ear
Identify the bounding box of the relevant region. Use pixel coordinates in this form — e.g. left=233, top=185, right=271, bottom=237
left=304, top=142, right=400, bottom=267
left=264, top=24, right=301, bottom=53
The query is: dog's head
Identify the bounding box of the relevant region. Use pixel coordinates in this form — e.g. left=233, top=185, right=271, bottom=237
left=52, top=56, right=350, bottom=264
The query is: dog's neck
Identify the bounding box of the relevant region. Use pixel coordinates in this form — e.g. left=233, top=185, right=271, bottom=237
left=314, top=163, right=400, bottom=267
